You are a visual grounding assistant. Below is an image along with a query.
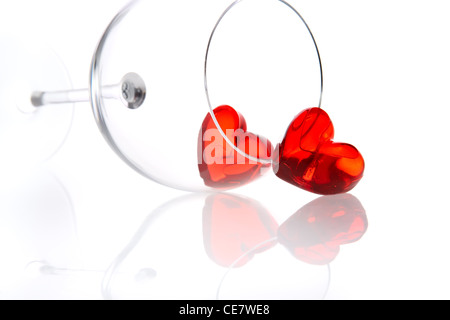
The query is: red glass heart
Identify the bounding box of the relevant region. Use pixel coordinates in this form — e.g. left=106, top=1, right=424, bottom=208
left=198, top=105, right=273, bottom=188
left=273, top=107, right=365, bottom=195
left=203, top=193, right=278, bottom=268
left=278, top=194, right=368, bottom=265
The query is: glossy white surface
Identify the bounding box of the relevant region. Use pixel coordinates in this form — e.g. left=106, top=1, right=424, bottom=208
left=0, top=0, right=449, bottom=300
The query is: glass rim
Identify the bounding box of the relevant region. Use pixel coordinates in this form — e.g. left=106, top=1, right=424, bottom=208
left=204, top=0, right=324, bottom=165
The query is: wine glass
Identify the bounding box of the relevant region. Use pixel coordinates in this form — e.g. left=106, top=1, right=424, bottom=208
left=0, top=0, right=322, bottom=192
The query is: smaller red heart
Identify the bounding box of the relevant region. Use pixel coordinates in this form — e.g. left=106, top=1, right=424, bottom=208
left=203, top=193, right=278, bottom=268
left=278, top=194, right=368, bottom=265
left=273, top=108, right=365, bottom=195
left=198, top=105, right=273, bottom=189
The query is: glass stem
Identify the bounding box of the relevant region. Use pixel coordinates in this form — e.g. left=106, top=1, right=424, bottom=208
left=30, top=72, right=147, bottom=109
left=31, top=85, right=119, bottom=107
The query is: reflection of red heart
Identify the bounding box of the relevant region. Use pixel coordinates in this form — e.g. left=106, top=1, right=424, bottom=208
left=198, top=105, right=273, bottom=188
left=203, top=193, right=278, bottom=268
left=273, top=108, right=365, bottom=195
left=278, top=194, right=368, bottom=265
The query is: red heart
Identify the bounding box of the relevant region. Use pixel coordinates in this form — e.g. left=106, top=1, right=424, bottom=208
left=203, top=193, right=278, bottom=268
left=278, top=194, right=368, bottom=265
left=198, top=105, right=273, bottom=188
left=273, top=108, right=365, bottom=195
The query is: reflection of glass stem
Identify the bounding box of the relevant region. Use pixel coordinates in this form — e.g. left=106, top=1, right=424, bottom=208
left=26, top=260, right=155, bottom=280
left=30, top=72, right=146, bottom=110
left=215, top=237, right=332, bottom=301
left=26, top=261, right=105, bottom=276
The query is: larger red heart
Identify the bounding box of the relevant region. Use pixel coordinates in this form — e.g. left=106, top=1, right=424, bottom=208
left=198, top=105, right=273, bottom=189
left=273, top=108, right=365, bottom=195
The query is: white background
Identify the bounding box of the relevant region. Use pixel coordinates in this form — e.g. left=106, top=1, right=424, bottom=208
left=0, top=0, right=450, bottom=300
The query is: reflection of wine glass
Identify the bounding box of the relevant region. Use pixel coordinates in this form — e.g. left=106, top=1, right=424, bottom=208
left=100, top=192, right=366, bottom=300
left=1, top=0, right=322, bottom=192
left=102, top=193, right=322, bottom=299
left=19, top=191, right=367, bottom=299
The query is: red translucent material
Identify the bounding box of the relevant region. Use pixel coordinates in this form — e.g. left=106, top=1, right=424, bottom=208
left=273, top=108, right=365, bottom=195
left=198, top=105, right=273, bottom=189
left=278, top=194, right=368, bottom=265
left=202, top=193, right=278, bottom=268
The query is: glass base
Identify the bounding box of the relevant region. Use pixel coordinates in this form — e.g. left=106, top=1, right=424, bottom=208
left=0, top=36, right=74, bottom=179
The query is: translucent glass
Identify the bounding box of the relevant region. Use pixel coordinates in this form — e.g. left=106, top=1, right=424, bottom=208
left=90, top=0, right=322, bottom=192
